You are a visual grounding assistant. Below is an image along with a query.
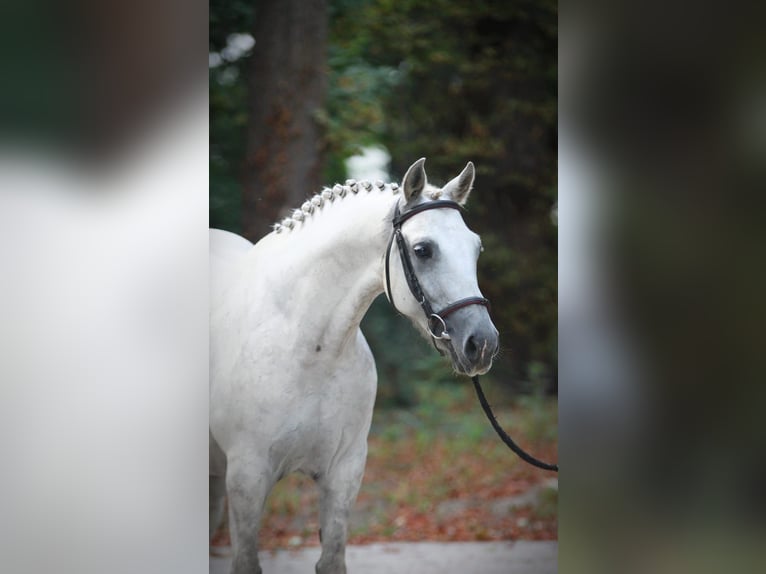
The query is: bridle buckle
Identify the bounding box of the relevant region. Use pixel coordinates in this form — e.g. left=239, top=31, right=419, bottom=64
left=428, top=314, right=451, bottom=341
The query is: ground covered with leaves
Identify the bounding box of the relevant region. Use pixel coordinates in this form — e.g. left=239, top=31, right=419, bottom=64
left=211, top=382, right=557, bottom=551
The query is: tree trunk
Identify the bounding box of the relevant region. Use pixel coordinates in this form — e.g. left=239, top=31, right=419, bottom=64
left=242, top=0, right=328, bottom=241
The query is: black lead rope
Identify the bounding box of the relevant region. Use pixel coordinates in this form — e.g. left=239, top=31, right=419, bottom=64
left=386, top=199, right=558, bottom=472
left=471, top=376, right=558, bottom=472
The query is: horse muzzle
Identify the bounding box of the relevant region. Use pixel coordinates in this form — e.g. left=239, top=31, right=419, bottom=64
left=445, top=320, right=499, bottom=376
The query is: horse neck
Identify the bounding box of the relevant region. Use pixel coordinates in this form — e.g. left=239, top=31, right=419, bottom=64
left=261, top=192, right=397, bottom=353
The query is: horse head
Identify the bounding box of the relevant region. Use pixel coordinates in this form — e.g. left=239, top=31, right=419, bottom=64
left=385, top=158, right=499, bottom=377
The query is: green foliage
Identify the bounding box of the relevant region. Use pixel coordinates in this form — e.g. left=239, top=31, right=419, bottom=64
left=369, top=378, right=558, bottom=447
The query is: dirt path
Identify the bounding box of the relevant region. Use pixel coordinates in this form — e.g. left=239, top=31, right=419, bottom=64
left=210, top=540, right=557, bottom=574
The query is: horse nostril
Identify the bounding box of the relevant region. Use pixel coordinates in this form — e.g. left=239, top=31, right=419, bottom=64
left=464, top=335, right=479, bottom=362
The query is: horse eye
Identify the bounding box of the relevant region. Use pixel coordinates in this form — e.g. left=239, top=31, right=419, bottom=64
left=413, top=243, right=433, bottom=259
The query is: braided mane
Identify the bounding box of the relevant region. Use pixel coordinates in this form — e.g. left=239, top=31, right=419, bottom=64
left=272, top=178, right=452, bottom=234
left=271, top=178, right=400, bottom=234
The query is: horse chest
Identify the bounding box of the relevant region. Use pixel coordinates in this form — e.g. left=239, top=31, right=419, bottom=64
left=265, top=379, right=373, bottom=476
left=264, top=343, right=376, bottom=472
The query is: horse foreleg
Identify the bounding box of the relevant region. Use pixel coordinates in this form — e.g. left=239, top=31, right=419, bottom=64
left=315, top=446, right=367, bottom=574
left=226, top=455, right=275, bottom=574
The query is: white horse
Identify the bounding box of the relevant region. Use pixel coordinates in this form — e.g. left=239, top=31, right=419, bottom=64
left=209, top=158, right=499, bottom=574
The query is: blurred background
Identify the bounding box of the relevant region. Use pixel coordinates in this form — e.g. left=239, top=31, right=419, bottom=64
left=0, top=2, right=209, bottom=573
left=210, top=0, right=558, bottom=550
left=558, top=3, right=766, bottom=572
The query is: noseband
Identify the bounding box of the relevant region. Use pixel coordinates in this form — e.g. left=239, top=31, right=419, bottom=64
left=383, top=199, right=490, bottom=342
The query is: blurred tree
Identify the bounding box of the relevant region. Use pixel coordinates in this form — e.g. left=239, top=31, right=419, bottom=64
left=242, top=0, right=328, bottom=241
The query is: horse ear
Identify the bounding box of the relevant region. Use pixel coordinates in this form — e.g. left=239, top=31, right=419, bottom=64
left=402, top=157, right=427, bottom=202
left=443, top=161, right=475, bottom=206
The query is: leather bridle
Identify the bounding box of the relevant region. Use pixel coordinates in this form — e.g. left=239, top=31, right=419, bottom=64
left=383, top=199, right=490, bottom=342
left=382, top=198, right=559, bottom=473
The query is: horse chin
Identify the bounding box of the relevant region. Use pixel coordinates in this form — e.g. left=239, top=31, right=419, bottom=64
left=457, top=362, right=493, bottom=378
left=471, top=362, right=493, bottom=377
left=439, top=342, right=493, bottom=377
left=439, top=343, right=482, bottom=377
